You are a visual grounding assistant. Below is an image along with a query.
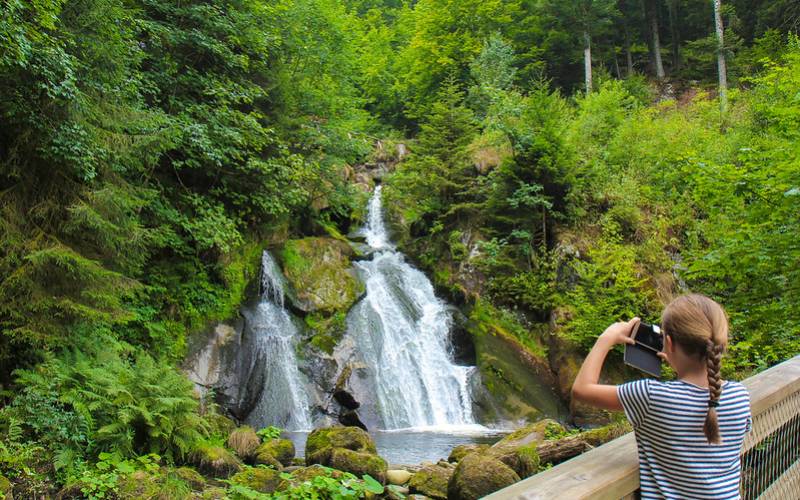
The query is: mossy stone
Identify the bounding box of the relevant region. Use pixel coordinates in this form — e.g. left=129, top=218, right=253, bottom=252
left=407, top=463, right=453, bottom=499
left=486, top=419, right=560, bottom=478
left=256, top=438, right=295, bottom=466
left=281, top=238, right=364, bottom=314
left=199, top=487, right=227, bottom=499
left=205, top=412, right=237, bottom=439
left=173, top=467, right=206, bottom=491
left=327, top=448, right=387, bottom=484
left=447, top=444, right=489, bottom=463
left=117, top=471, right=164, bottom=499
left=494, top=419, right=564, bottom=449
left=277, top=465, right=344, bottom=491
left=228, top=426, right=261, bottom=460
left=254, top=447, right=283, bottom=469
left=305, top=426, right=377, bottom=464
left=0, top=475, right=12, bottom=500
left=192, top=445, right=242, bottom=479
left=230, top=467, right=282, bottom=494
left=447, top=453, right=520, bottom=500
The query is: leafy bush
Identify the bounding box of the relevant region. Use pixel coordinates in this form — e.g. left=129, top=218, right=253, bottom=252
left=11, top=348, right=207, bottom=462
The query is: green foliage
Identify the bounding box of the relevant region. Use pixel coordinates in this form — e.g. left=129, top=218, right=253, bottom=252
left=77, top=452, right=160, bottom=500
left=10, top=348, right=207, bottom=462
left=256, top=427, right=283, bottom=442
left=262, top=467, right=383, bottom=500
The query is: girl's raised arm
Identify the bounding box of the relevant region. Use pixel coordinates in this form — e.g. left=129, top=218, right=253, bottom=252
left=571, top=318, right=640, bottom=411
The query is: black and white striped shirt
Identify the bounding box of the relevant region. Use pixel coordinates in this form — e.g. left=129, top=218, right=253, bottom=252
left=618, top=379, right=752, bottom=499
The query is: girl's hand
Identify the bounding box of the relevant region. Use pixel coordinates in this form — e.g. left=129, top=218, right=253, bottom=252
left=598, top=317, right=640, bottom=347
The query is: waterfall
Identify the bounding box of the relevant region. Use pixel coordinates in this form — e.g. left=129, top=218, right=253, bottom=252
left=346, top=186, right=477, bottom=429
left=244, top=251, right=312, bottom=431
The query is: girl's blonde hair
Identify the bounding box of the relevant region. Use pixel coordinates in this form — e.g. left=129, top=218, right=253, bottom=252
left=661, top=294, right=729, bottom=444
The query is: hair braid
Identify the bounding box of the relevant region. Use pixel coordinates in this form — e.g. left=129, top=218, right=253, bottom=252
left=704, top=339, right=725, bottom=444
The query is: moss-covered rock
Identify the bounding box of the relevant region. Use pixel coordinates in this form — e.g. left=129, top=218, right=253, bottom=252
left=256, top=438, right=295, bottom=467
left=117, top=471, right=162, bottom=499
left=0, top=475, right=13, bottom=500
left=228, top=426, right=260, bottom=461
left=447, top=453, right=520, bottom=500
left=407, top=462, right=454, bottom=499
left=199, top=487, right=227, bottom=499
left=173, top=467, right=206, bottom=491
left=192, top=444, right=242, bottom=479
left=254, top=450, right=283, bottom=470
left=230, top=467, right=282, bottom=494
left=467, top=300, right=566, bottom=422
left=278, top=464, right=346, bottom=491
left=486, top=419, right=563, bottom=478
left=305, top=426, right=377, bottom=463
left=447, top=444, right=489, bottom=463
left=280, top=238, right=364, bottom=314
left=204, top=412, right=237, bottom=439
left=327, top=448, right=387, bottom=484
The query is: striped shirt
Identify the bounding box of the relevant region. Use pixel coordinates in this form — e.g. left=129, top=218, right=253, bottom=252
left=618, top=379, right=752, bottom=499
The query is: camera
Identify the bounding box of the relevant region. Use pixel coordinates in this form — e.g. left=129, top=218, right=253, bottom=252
left=624, top=322, right=663, bottom=377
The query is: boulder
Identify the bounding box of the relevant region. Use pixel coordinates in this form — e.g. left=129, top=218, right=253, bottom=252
left=256, top=438, right=295, bottom=467
left=280, top=238, right=364, bottom=314
left=192, top=445, right=242, bottom=479
left=203, top=412, right=237, bottom=439
left=386, top=469, right=412, bottom=485
left=278, top=464, right=345, bottom=491
left=407, top=462, right=454, bottom=499
left=253, top=448, right=283, bottom=470
left=199, top=487, right=227, bottom=500
left=447, top=444, right=489, bottom=463
left=447, top=453, right=520, bottom=500
left=117, top=471, right=163, bottom=499
left=230, top=467, right=282, bottom=494
left=305, top=426, right=377, bottom=462
left=327, top=448, right=387, bottom=484
left=486, top=419, right=564, bottom=478
left=228, top=426, right=260, bottom=461
left=174, top=467, right=206, bottom=491
left=305, top=426, right=387, bottom=483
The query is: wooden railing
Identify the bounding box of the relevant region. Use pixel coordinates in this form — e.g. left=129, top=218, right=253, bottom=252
left=486, top=355, right=800, bottom=500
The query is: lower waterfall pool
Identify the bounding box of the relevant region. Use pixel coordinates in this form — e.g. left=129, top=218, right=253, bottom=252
left=285, top=426, right=509, bottom=465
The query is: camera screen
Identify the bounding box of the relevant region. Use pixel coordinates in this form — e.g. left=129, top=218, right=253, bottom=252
left=635, top=322, right=663, bottom=352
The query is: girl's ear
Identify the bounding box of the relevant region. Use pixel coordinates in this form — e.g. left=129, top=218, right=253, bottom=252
left=665, top=334, right=675, bottom=354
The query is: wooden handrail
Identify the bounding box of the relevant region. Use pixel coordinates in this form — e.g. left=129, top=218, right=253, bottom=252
left=486, top=355, right=800, bottom=500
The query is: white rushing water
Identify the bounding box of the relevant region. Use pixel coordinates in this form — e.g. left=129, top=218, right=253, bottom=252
left=348, top=185, right=478, bottom=429
left=245, top=251, right=312, bottom=431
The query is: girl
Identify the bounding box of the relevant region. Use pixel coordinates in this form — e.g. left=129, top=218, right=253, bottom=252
left=571, top=294, right=752, bottom=499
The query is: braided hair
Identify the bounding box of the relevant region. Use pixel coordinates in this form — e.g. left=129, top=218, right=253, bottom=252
left=662, top=294, right=729, bottom=445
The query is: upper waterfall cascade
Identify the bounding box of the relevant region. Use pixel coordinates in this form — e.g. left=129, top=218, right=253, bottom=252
left=345, top=185, right=478, bottom=429
left=245, top=251, right=312, bottom=431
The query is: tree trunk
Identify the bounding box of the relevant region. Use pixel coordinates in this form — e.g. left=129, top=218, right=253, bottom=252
left=625, top=30, right=634, bottom=76
left=714, top=0, right=728, bottom=113
left=646, top=0, right=666, bottom=79
left=613, top=51, right=621, bottom=79
left=584, top=31, right=592, bottom=94
left=668, top=0, right=681, bottom=71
